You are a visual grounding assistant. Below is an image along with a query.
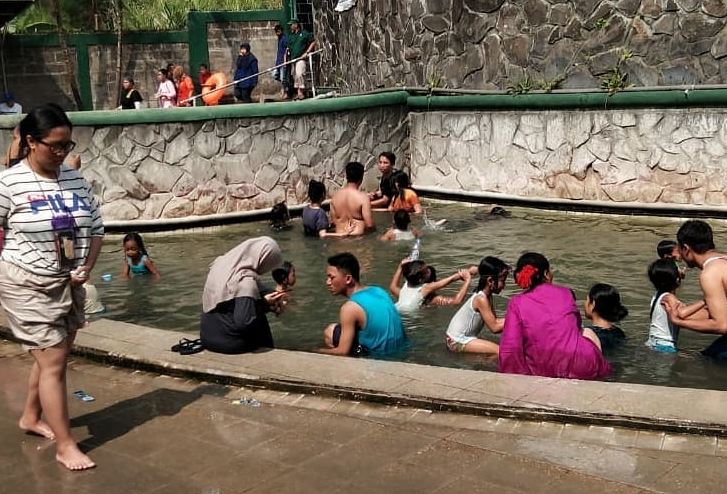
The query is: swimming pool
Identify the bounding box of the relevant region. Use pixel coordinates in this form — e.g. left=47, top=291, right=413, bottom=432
left=91, top=202, right=727, bottom=390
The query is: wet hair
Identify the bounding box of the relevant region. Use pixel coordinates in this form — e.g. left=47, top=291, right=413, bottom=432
left=677, top=220, right=714, bottom=254
left=308, top=179, right=326, bottom=204
left=18, top=103, right=72, bottom=160
left=657, top=239, right=678, bottom=259
left=393, top=210, right=411, bottom=230
left=379, top=151, right=396, bottom=167
left=588, top=283, right=628, bottom=323
left=328, top=252, right=360, bottom=282
left=272, top=261, right=294, bottom=285
left=122, top=232, right=149, bottom=256
left=489, top=206, right=510, bottom=217
left=648, top=258, right=681, bottom=294
left=392, top=171, right=412, bottom=201
left=270, top=201, right=290, bottom=229
left=345, top=161, right=364, bottom=183
left=402, top=260, right=431, bottom=287
left=475, top=256, right=510, bottom=293
left=513, top=252, right=549, bottom=290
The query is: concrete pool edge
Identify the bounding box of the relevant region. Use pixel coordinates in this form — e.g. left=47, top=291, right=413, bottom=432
left=2, top=318, right=726, bottom=437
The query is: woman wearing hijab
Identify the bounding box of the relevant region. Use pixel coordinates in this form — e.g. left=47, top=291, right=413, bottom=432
left=234, top=42, right=259, bottom=103
left=200, top=237, right=285, bottom=354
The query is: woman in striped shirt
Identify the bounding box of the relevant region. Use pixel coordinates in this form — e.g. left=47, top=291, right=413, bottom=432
left=0, top=103, right=103, bottom=471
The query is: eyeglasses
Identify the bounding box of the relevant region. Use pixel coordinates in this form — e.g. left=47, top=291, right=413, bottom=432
left=37, top=139, right=76, bottom=155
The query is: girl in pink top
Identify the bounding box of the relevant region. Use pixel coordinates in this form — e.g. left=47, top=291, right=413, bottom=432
left=498, top=252, right=611, bottom=380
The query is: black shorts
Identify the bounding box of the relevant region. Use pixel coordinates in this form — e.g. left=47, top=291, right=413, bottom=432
left=332, top=324, right=366, bottom=356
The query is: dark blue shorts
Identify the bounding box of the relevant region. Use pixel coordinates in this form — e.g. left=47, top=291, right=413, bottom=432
left=331, top=324, right=365, bottom=356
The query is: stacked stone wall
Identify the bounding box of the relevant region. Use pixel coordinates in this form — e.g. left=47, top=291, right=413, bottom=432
left=411, top=108, right=727, bottom=206
left=32, top=107, right=410, bottom=221
left=314, top=0, right=727, bottom=92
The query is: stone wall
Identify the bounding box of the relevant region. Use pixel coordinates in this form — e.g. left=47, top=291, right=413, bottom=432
left=54, top=107, right=408, bottom=221
left=314, top=0, right=727, bottom=91
left=410, top=108, right=727, bottom=206
left=2, top=42, right=77, bottom=110
left=89, top=43, right=189, bottom=110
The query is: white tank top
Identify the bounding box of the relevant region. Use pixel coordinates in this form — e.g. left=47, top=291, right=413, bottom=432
left=646, top=292, right=679, bottom=349
left=446, top=291, right=485, bottom=340
left=395, top=284, right=424, bottom=312
left=393, top=229, right=415, bottom=241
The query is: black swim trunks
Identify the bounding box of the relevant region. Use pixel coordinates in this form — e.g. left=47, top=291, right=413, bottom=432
left=332, top=324, right=366, bottom=356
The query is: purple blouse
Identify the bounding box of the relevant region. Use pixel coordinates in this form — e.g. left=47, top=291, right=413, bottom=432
left=498, top=283, right=611, bottom=380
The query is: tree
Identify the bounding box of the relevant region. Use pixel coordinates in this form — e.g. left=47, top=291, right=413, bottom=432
left=50, top=0, right=84, bottom=109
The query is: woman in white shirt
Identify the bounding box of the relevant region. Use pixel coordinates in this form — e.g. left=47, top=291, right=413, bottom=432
left=154, top=68, right=176, bottom=108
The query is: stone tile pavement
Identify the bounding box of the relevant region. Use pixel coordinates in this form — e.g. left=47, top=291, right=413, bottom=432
left=32, top=318, right=727, bottom=436
left=2, top=340, right=727, bottom=494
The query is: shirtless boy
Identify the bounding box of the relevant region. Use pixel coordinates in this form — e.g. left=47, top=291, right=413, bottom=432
left=330, top=161, right=374, bottom=236
left=663, top=220, right=727, bottom=358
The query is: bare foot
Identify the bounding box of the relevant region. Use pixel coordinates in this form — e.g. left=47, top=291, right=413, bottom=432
left=56, top=443, right=95, bottom=471
left=18, top=417, right=55, bottom=439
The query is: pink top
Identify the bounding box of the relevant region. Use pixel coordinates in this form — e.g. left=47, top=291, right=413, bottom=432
left=498, top=283, right=611, bottom=380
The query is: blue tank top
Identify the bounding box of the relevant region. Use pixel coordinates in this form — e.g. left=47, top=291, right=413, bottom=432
left=127, top=254, right=150, bottom=275
left=350, top=286, right=406, bottom=354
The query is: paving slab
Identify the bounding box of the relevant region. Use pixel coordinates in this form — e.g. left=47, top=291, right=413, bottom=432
left=4, top=317, right=727, bottom=437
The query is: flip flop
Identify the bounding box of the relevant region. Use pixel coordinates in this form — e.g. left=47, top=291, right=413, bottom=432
left=171, top=338, right=194, bottom=353
left=179, top=339, right=204, bottom=355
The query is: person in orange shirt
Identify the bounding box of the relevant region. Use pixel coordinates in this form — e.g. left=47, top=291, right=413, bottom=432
left=173, top=66, right=195, bottom=107
left=388, top=171, right=422, bottom=214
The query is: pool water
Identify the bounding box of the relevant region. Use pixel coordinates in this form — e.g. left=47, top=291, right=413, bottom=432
left=91, top=202, right=727, bottom=390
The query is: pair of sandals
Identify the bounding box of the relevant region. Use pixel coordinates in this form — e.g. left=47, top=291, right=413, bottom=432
left=171, top=338, right=204, bottom=355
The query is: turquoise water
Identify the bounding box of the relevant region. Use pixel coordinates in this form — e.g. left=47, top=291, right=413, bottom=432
left=90, top=202, right=727, bottom=390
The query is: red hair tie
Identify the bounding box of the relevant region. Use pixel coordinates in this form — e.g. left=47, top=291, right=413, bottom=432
left=516, top=265, right=538, bottom=289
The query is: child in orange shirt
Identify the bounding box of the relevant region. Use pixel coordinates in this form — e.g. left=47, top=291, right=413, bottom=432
left=388, top=171, right=422, bottom=214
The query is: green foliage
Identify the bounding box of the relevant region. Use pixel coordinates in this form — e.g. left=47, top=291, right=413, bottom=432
left=506, top=76, right=533, bottom=95
left=537, top=75, right=564, bottom=93
left=600, top=50, right=635, bottom=95
left=9, top=0, right=282, bottom=33
left=593, top=17, right=610, bottom=30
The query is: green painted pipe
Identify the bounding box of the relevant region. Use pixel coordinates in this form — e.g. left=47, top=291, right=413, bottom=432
left=62, top=91, right=410, bottom=127
left=407, top=88, right=727, bottom=110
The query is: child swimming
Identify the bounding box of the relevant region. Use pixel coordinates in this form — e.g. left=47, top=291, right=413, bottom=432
left=302, top=180, right=352, bottom=237
left=646, top=259, right=683, bottom=352
left=121, top=232, right=160, bottom=278
left=270, top=201, right=291, bottom=230
left=657, top=239, right=680, bottom=260
left=389, top=258, right=472, bottom=312
left=583, top=283, right=628, bottom=351
left=379, top=210, right=420, bottom=241
left=444, top=257, right=509, bottom=354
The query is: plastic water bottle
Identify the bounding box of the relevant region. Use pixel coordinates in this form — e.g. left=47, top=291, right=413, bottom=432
left=409, top=238, right=421, bottom=261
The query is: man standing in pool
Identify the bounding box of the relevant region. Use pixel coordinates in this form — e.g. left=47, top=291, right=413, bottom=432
left=330, top=161, right=375, bottom=235
left=663, top=220, right=727, bottom=358
left=319, top=252, right=406, bottom=356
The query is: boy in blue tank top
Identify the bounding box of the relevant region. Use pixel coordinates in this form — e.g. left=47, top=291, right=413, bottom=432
left=319, top=252, right=406, bottom=356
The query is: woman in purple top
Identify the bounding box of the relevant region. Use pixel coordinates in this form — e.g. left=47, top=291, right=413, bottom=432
left=498, top=252, right=611, bottom=380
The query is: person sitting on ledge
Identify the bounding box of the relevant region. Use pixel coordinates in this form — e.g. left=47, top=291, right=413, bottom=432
left=319, top=252, right=406, bottom=356
left=329, top=161, right=374, bottom=236
left=200, top=237, right=286, bottom=354
left=498, top=252, right=611, bottom=380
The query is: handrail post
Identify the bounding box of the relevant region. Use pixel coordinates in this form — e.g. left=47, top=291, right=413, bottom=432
left=308, top=53, right=316, bottom=98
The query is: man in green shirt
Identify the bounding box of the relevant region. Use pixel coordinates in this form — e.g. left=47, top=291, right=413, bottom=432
left=285, top=18, right=315, bottom=100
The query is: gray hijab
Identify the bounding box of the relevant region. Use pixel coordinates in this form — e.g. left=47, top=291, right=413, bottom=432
left=202, top=236, right=283, bottom=313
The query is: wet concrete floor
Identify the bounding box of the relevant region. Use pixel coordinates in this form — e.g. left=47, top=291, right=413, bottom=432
left=1, top=340, right=724, bottom=494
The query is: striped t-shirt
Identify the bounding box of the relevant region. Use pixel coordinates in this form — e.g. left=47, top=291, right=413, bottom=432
left=0, top=161, right=104, bottom=276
